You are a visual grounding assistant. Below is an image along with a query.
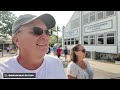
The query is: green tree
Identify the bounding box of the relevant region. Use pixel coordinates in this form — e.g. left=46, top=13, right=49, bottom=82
left=58, top=36, right=62, bottom=47
left=49, top=35, right=57, bottom=46
left=0, top=11, right=17, bottom=39
left=49, top=26, right=61, bottom=46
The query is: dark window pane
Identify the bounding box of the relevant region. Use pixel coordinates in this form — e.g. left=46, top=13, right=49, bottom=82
left=98, top=34, right=103, bottom=37
left=64, top=42, right=66, bottom=45
left=90, top=39, right=95, bottom=44
left=71, top=38, right=74, bottom=40
left=75, top=38, right=79, bottom=44
left=71, top=38, right=74, bottom=45
left=107, top=37, right=114, bottom=44
left=84, top=40, right=88, bottom=45
left=68, top=41, right=70, bottom=45
left=71, top=41, right=74, bottom=45
left=98, top=38, right=104, bottom=44
left=75, top=40, right=79, bottom=44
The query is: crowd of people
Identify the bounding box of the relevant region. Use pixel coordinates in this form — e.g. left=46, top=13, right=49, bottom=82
left=47, top=45, right=68, bottom=60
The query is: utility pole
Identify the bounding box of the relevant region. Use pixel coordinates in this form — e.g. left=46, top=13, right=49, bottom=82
left=57, top=26, right=59, bottom=46
left=2, top=40, right=4, bottom=57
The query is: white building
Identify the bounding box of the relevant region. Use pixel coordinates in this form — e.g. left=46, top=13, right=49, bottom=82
left=62, top=11, right=120, bottom=60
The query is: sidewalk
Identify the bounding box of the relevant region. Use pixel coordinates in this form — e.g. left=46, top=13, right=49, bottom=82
left=86, top=58, right=120, bottom=74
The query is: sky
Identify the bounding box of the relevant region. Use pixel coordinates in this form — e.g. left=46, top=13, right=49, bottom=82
left=11, top=11, right=74, bottom=36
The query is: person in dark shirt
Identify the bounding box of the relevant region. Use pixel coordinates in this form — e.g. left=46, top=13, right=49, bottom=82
left=64, top=46, right=68, bottom=62
left=47, top=46, right=51, bottom=54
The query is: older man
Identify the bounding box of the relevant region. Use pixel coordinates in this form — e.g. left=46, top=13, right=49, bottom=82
left=0, top=13, right=66, bottom=79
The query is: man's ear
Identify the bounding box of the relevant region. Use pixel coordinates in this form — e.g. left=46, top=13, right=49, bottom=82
left=12, top=35, right=19, bottom=47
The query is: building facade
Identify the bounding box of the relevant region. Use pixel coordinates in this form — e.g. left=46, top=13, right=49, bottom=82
left=62, top=11, right=120, bottom=60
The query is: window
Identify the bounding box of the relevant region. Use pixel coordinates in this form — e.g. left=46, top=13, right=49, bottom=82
left=83, top=14, right=89, bottom=25
left=64, top=37, right=79, bottom=46
left=106, top=11, right=115, bottom=17
left=64, top=39, right=67, bottom=45
left=90, top=11, right=95, bottom=22
left=97, top=34, right=104, bottom=45
left=84, top=36, right=89, bottom=45
left=68, top=39, right=70, bottom=45
left=71, top=38, right=74, bottom=45
left=75, top=37, right=79, bottom=44
left=83, top=18, right=89, bottom=25
left=106, top=32, right=115, bottom=44
left=71, top=18, right=79, bottom=29
left=97, top=11, right=104, bottom=20
left=90, top=35, right=95, bottom=45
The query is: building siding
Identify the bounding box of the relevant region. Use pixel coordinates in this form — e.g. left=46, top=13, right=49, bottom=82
left=62, top=11, right=120, bottom=60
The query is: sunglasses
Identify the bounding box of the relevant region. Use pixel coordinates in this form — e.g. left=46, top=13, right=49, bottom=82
left=30, top=27, right=51, bottom=36
left=77, top=49, right=86, bottom=53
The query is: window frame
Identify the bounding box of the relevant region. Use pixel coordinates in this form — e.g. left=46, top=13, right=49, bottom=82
left=89, top=35, right=96, bottom=45
left=97, top=33, right=105, bottom=45
left=96, top=11, right=104, bottom=20
left=71, top=38, right=75, bottom=45
left=83, top=36, right=89, bottom=45
left=90, top=11, right=96, bottom=23
left=83, top=13, right=89, bottom=25
left=106, top=32, right=115, bottom=45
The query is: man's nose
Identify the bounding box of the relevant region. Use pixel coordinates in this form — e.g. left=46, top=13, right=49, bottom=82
left=39, top=33, right=49, bottom=40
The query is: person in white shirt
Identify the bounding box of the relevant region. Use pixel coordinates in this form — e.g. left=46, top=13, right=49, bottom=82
left=67, top=44, right=94, bottom=79
left=0, top=13, right=66, bottom=79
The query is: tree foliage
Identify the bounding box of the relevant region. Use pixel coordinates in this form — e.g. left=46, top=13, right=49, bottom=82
left=49, top=35, right=57, bottom=46
left=50, top=26, right=60, bottom=35
left=49, top=26, right=61, bottom=46
left=0, top=11, right=17, bottom=39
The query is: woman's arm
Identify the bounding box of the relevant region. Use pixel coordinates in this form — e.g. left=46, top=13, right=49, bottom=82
left=85, top=60, right=94, bottom=79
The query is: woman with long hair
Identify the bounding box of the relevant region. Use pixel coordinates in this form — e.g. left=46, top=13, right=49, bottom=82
left=67, top=44, right=94, bottom=79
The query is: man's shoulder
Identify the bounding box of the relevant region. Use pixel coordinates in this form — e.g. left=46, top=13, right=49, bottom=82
left=44, top=54, right=66, bottom=79
left=0, top=57, right=17, bottom=79
left=0, top=56, right=17, bottom=69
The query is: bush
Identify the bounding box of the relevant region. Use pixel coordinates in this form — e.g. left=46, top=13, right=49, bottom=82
left=113, top=54, right=120, bottom=61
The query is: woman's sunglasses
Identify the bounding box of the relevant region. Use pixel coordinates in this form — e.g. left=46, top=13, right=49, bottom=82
left=77, top=49, right=86, bottom=53
left=31, top=27, right=51, bottom=36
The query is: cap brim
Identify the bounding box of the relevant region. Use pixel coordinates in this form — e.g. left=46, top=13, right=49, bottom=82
left=37, top=14, right=56, bottom=29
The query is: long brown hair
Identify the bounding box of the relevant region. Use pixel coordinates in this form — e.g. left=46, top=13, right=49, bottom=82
left=70, top=44, right=82, bottom=63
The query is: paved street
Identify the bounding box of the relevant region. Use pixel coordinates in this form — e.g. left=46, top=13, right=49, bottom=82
left=1, top=52, right=120, bottom=79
